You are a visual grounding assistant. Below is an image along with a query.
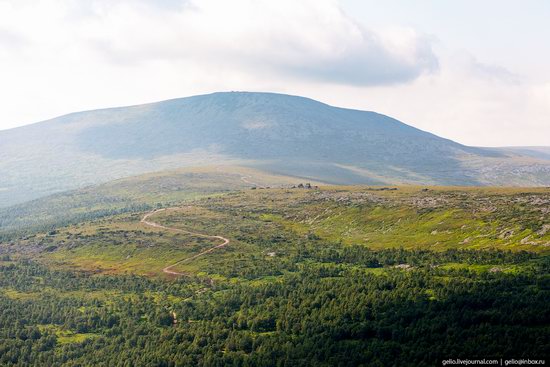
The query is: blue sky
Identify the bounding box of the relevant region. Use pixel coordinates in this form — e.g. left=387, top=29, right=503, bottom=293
left=343, top=0, right=550, bottom=78
left=0, top=0, right=548, bottom=146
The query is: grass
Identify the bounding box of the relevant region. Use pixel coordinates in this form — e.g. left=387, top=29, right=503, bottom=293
left=0, top=165, right=312, bottom=241
left=2, top=288, right=41, bottom=301
left=438, top=262, right=526, bottom=274
left=6, top=185, right=547, bottom=279
left=38, top=324, right=99, bottom=345
left=250, top=188, right=550, bottom=252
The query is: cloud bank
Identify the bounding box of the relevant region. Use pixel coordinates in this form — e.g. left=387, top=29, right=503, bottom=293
left=0, top=0, right=548, bottom=146
left=64, top=0, right=438, bottom=86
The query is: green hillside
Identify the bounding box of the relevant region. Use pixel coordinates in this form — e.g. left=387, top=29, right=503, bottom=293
left=0, top=175, right=548, bottom=366
left=9, top=185, right=545, bottom=275
left=0, top=166, right=309, bottom=241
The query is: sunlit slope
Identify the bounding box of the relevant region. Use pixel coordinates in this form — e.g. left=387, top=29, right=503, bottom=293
left=0, top=166, right=310, bottom=239
left=4, top=185, right=547, bottom=277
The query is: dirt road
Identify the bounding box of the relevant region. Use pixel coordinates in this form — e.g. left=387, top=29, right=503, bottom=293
left=140, top=208, right=230, bottom=276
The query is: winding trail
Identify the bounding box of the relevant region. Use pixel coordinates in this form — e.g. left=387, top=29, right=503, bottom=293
left=140, top=208, right=230, bottom=276
left=240, top=175, right=266, bottom=189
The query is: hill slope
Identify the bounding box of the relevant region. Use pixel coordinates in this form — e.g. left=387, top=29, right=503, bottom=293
left=0, top=166, right=307, bottom=239
left=496, top=146, right=550, bottom=160
left=1, top=184, right=548, bottom=365
left=1, top=91, right=549, bottom=207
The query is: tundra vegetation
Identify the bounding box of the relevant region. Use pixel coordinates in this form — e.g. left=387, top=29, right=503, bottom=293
left=0, top=179, right=548, bottom=366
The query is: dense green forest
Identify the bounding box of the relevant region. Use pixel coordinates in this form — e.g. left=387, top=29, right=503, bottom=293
left=0, top=251, right=548, bottom=366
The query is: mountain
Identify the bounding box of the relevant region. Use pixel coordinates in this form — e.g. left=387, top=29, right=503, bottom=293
left=495, top=146, right=550, bottom=161
left=1, top=91, right=549, bottom=207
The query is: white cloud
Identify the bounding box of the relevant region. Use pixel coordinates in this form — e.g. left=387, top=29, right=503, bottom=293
left=0, top=0, right=548, bottom=147
left=69, top=0, right=437, bottom=85
left=314, top=50, right=550, bottom=147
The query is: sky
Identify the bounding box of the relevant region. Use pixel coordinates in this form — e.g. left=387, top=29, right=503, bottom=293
left=0, top=0, right=549, bottom=147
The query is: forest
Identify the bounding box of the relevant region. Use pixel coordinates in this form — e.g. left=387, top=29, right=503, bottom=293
left=0, top=251, right=548, bottom=366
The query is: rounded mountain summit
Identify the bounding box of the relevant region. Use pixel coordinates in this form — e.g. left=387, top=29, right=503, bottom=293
left=1, top=92, right=548, bottom=207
